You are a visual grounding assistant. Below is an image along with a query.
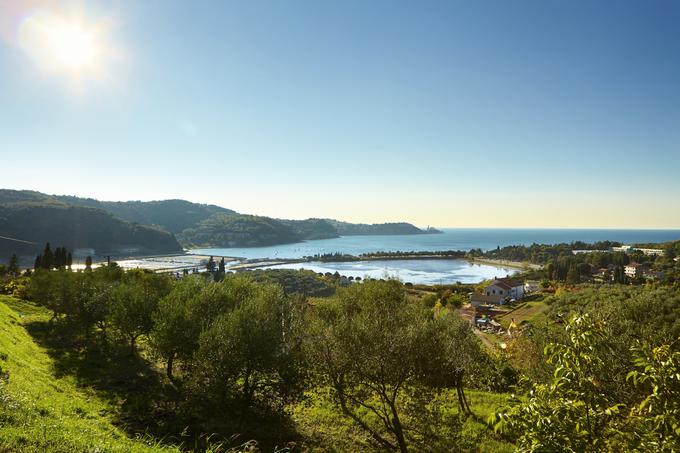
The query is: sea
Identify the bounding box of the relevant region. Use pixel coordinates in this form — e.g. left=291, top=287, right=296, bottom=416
left=189, top=228, right=680, bottom=285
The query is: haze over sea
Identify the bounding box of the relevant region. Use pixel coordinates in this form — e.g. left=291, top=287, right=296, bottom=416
left=189, top=228, right=680, bottom=285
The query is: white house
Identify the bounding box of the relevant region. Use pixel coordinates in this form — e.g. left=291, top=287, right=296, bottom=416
left=624, top=263, right=644, bottom=279
left=485, top=277, right=524, bottom=301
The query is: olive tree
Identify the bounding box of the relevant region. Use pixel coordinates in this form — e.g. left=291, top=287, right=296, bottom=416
left=109, top=271, right=172, bottom=355
left=305, top=280, right=481, bottom=453
left=192, top=280, right=306, bottom=414
left=151, top=275, right=264, bottom=380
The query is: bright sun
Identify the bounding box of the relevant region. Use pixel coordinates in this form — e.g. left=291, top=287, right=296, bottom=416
left=19, top=11, right=108, bottom=77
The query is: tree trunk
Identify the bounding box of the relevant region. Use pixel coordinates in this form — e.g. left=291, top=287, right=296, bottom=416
left=166, top=352, right=175, bottom=379
left=337, top=393, right=396, bottom=451
left=130, top=336, right=137, bottom=356
left=388, top=401, right=408, bottom=453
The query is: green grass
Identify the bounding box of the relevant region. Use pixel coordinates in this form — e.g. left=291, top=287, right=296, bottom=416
left=497, top=300, right=548, bottom=328
left=0, top=295, right=180, bottom=452
left=289, top=388, right=515, bottom=452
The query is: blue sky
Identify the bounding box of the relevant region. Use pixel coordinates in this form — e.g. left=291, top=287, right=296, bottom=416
left=1, top=0, right=679, bottom=227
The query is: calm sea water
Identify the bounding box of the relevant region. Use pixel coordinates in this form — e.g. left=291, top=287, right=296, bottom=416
left=189, top=228, right=680, bottom=284
left=190, top=228, right=680, bottom=260
left=263, top=259, right=516, bottom=285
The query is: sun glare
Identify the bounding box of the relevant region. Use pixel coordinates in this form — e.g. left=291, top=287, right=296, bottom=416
left=19, top=11, right=109, bottom=78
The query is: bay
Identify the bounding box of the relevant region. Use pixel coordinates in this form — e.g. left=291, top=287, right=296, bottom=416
left=189, top=228, right=680, bottom=284
left=190, top=228, right=680, bottom=260
left=262, top=259, right=516, bottom=285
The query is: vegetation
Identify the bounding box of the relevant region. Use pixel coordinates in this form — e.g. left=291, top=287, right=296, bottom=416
left=0, top=295, right=181, bottom=452
left=178, top=214, right=301, bottom=248
left=0, top=266, right=523, bottom=451
left=54, top=196, right=237, bottom=234
left=326, top=219, right=441, bottom=235
left=3, top=239, right=679, bottom=452
left=495, top=314, right=680, bottom=452
left=0, top=199, right=182, bottom=257
left=280, top=218, right=339, bottom=240
left=306, top=280, right=488, bottom=451
left=244, top=268, right=335, bottom=297
left=0, top=190, right=441, bottom=255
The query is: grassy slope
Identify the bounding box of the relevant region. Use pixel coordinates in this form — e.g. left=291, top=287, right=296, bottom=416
left=0, top=295, right=178, bottom=453
left=290, top=388, right=515, bottom=452
left=497, top=301, right=549, bottom=329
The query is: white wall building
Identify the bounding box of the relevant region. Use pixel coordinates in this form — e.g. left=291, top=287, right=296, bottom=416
left=485, top=277, right=524, bottom=300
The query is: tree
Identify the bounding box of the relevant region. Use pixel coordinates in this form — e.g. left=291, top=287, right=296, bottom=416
left=85, top=256, right=93, bottom=271
left=206, top=256, right=216, bottom=273
left=567, top=264, right=581, bottom=284
left=151, top=277, right=207, bottom=379
left=627, top=343, right=680, bottom=451
left=218, top=257, right=225, bottom=273
left=109, top=271, right=172, bottom=354
left=54, top=247, right=63, bottom=269
left=613, top=265, right=625, bottom=284
left=8, top=254, right=19, bottom=277
left=306, top=280, right=481, bottom=452
left=192, top=279, right=305, bottom=414
left=67, top=252, right=73, bottom=270
left=34, top=254, right=42, bottom=271
left=42, top=243, right=54, bottom=269
left=494, top=315, right=626, bottom=451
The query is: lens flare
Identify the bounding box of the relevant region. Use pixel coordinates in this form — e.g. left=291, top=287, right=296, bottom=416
left=19, top=10, right=110, bottom=78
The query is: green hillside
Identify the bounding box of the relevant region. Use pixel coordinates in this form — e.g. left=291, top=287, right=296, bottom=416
left=0, top=190, right=441, bottom=252
left=53, top=196, right=236, bottom=234
left=0, top=295, right=179, bottom=452
left=0, top=203, right=182, bottom=257
left=327, top=220, right=441, bottom=235
left=280, top=218, right=339, bottom=240
left=177, top=213, right=300, bottom=247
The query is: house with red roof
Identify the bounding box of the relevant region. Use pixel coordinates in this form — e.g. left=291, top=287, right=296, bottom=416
left=484, top=276, right=524, bottom=301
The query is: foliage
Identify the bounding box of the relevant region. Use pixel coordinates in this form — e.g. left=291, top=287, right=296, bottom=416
left=0, top=199, right=181, bottom=256
left=246, top=268, right=335, bottom=297
left=627, top=342, right=680, bottom=451
left=305, top=280, right=487, bottom=452
left=54, top=195, right=236, bottom=234
left=546, top=285, right=680, bottom=343
left=495, top=314, right=680, bottom=452
left=326, top=219, right=439, bottom=235
left=495, top=315, right=627, bottom=451
left=280, top=218, right=338, bottom=240
left=110, top=270, right=173, bottom=354
left=192, top=281, right=306, bottom=414
left=178, top=214, right=300, bottom=248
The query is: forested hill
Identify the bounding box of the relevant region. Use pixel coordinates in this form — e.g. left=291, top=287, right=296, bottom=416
left=52, top=196, right=236, bottom=233
left=0, top=190, right=440, bottom=253
left=327, top=220, right=442, bottom=236
left=0, top=203, right=182, bottom=257
left=177, top=214, right=301, bottom=248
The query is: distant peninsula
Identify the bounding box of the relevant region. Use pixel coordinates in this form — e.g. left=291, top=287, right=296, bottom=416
left=0, top=190, right=440, bottom=256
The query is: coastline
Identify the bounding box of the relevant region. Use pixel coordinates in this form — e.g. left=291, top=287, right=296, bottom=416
left=464, top=257, right=542, bottom=271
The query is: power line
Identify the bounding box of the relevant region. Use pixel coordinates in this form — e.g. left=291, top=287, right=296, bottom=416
left=0, top=235, right=37, bottom=245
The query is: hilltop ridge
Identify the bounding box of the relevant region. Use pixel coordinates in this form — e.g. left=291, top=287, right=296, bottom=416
left=0, top=189, right=440, bottom=256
